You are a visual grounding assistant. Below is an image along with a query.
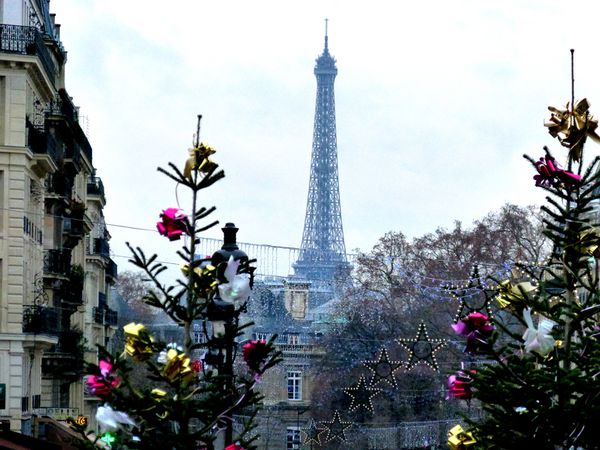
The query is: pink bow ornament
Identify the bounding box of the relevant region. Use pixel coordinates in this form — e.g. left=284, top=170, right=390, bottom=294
left=533, top=155, right=581, bottom=188
left=156, top=208, right=188, bottom=241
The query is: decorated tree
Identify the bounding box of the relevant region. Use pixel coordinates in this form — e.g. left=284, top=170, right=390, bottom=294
left=82, top=117, right=281, bottom=450
left=449, top=54, right=600, bottom=449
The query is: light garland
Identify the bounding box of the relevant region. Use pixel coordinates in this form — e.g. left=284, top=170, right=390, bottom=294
left=320, top=410, right=353, bottom=443
left=363, top=347, right=403, bottom=388
left=396, top=322, right=447, bottom=372
left=343, top=376, right=382, bottom=413
left=448, top=265, right=495, bottom=322
left=301, top=418, right=327, bottom=446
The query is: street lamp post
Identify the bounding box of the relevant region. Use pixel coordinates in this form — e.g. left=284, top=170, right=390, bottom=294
left=206, top=222, right=249, bottom=446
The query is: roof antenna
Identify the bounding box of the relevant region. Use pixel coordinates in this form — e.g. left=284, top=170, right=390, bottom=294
left=324, top=18, right=329, bottom=52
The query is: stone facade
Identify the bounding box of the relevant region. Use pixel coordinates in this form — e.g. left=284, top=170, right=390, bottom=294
left=0, top=0, right=117, bottom=435
left=245, top=280, right=326, bottom=450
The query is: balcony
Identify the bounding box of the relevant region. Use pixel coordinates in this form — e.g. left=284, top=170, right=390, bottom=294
left=92, top=306, right=104, bottom=324
left=98, top=292, right=107, bottom=309
left=105, top=309, right=118, bottom=326
left=0, top=24, right=56, bottom=83
left=90, top=238, right=110, bottom=258
left=42, top=331, right=84, bottom=379
left=63, top=143, right=82, bottom=174
left=63, top=209, right=85, bottom=248
left=63, top=217, right=84, bottom=236
left=45, top=172, right=72, bottom=198
left=61, top=266, right=84, bottom=307
left=42, top=352, right=83, bottom=379
left=87, top=176, right=105, bottom=198
left=92, top=300, right=118, bottom=327
left=46, top=90, right=93, bottom=166
left=23, top=305, right=59, bottom=335
left=56, top=330, right=82, bottom=353
left=106, top=258, right=118, bottom=282
left=26, top=119, right=60, bottom=166
left=43, top=249, right=71, bottom=277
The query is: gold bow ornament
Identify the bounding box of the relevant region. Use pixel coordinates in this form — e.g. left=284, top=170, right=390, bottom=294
left=123, top=322, right=156, bottom=361
left=183, top=143, right=217, bottom=180
left=545, top=98, right=600, bottom=162
left=448, top=424, right=477, bottom=450
left=572, top=229, right=600, bottom=258
left=181, top=262, right=219, bottom=298
left=496, top=280, right=536, bottom=311
left=162, top=348, right=195, bottom=384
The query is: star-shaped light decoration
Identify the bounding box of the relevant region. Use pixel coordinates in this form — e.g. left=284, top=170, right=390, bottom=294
left=446, top=265, right=494, bottom=323
left=396, top=322, right=447, bottom=371
left=321, top=410, right=353, bottom=443
left=301, top=419, right=327, bottom=446
left=343, top=376, right=382, bottom=413
left=363, top=347, right=403, bottom=388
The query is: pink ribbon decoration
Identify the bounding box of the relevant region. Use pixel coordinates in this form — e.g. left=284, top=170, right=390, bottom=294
left=242, top=340, right=269, bottom=373
left=225, top=444, right=245, bottom=450
left=447, top=369, right=476, bottom=400
left=533, top=155, right=581, bottom=188
left=452, top=312, right=495, bottom=354
left=86, top=360, right=120, bottom=398
left=156, top=208, right=188, bottom=241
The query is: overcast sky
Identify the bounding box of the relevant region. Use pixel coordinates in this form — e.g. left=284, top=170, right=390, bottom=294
left=51, top=0, right=600, bottom=277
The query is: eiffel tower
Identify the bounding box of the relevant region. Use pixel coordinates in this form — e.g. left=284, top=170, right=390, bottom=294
left=294, top=21, right=350, bottom=282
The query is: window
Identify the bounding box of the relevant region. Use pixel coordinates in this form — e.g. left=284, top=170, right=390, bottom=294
left=193, top=331, right=206, bottom=344
left=287, top=334, right=300, bottom=345
left=287, top=371, right=302, bottom=401
left=286, top=427, right=301, bottom=449
left=255, top=332, right=269, bottom=341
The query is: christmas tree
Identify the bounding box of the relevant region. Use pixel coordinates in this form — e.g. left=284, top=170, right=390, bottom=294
left=81, top=116, right=281, bottom=450
left=449, top=52, right=600, bottom=450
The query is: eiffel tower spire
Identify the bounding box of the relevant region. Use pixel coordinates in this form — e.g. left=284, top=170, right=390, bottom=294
left=294, top=21, right=350, bottom=282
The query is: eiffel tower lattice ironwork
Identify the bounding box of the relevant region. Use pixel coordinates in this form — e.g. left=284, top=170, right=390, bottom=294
left=294, top=21, right=350, bottom=282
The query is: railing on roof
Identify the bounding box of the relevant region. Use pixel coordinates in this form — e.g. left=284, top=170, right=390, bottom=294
left=195, top=237, right=356, bottom=278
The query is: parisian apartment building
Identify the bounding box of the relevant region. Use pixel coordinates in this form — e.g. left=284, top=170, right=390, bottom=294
left=0, top=0, right=117, bottom=440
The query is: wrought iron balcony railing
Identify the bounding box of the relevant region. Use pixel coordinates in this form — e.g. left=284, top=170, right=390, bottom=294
left=42, top=330, right=84, bottom=379
left=26, top=119, right=60, bottom=164
left=105, top=309, right=118, bottom=326
left=42, top=352, right=83, bottom=379
left=106, top=258, right=118, bottom=282
left=92, top=306, right=119, bottom=327
left=90, top=238, right=110, bottom=258
left=43, top=249, right=71, bottom=276
left=92, top=306, right=104, bottom=324
left=87, top=177, right=105, bottom=198
left=63, top=217, right=85, bottom=238
left=23, top=305, right=59, bottom=335
left=56, top=330, right=82, bottom=353
left=45, top=172, right=72, bottom=197
left=0, top=24, right=56, bottom=83
left=98, top=292, right=107, bottom=309
left=61, top=269, right=84, bottom=306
